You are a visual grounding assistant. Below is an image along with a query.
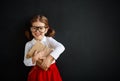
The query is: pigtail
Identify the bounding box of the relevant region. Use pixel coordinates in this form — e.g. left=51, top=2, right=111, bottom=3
left=45, top=27, right=55, bottom=37
left=25, top=30, right=33, bottom=41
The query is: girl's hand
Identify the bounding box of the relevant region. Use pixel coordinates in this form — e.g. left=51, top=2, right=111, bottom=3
left=32, top=50, right=46, bottom=64
left=40, top=55, right=54, bottom=71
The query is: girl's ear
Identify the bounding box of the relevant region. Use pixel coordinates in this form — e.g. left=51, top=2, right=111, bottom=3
left=30, top=28, right=32, bottom=32
left=45, top=28, right=49, bottom=34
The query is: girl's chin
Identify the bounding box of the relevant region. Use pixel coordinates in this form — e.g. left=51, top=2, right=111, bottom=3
left=34, top=36, right=43, bottom=40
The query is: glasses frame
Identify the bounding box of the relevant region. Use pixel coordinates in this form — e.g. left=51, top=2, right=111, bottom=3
left=30, top=26, right=47, bottom=33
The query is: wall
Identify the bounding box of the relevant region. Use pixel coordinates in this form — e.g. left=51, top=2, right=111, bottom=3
left=0, top=0, right=120, bottom=81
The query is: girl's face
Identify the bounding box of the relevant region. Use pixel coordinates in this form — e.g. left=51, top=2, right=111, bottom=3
left=30, top=21, right=48, bottom=40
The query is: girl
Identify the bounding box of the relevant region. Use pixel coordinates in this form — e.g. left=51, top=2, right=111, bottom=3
left=23, top=15, right=65, bottom=81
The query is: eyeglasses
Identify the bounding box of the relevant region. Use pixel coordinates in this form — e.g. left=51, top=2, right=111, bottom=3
left=31, top=26, right=46, bottom=32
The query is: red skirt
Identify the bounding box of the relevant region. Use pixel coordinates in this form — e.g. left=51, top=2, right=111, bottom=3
left=28, top=63, right=62, bottom=81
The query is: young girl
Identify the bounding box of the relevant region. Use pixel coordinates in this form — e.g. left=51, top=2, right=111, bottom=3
left=23, top=15, right=65, bottom=81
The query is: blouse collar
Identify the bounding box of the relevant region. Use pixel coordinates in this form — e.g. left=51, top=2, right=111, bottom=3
left=31, top=36, right=46, bottom=45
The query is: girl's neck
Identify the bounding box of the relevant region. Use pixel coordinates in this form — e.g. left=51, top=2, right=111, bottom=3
left=34, top=38, right=42, bottom=41
left=34, top=36, right=44, bottom=41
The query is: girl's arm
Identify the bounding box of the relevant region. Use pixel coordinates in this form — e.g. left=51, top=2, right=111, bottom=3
left=40, top=37, right=65, bottom=70
left=48, top=37, right=65, bottom=60
left=23, top=42, right=36, bottom=66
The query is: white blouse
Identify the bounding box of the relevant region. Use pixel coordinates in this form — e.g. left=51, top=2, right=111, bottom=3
left=23, top=36, right=65, bottom=66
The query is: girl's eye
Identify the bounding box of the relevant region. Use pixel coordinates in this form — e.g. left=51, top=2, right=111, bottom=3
left=39, top=27, right=43, bottom=29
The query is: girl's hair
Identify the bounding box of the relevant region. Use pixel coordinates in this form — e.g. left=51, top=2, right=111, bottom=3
left=25, top=15, right=55, bottom=40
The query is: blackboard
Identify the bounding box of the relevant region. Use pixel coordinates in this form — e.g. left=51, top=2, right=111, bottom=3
left=0, top=0, right=120, bottom=81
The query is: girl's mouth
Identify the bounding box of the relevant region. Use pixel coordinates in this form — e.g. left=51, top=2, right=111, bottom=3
left=35, top=32, right=42, bottom=37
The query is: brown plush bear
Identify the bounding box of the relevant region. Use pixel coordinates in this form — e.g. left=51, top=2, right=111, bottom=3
left=26, top=41, right=53, bottom=70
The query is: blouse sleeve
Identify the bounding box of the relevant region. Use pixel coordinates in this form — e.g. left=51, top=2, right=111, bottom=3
left=23, top=42, right=36, bottom=66
left=48, top=37, right=65, bottom=60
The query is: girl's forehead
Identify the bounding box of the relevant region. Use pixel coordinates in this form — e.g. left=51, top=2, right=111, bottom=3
left=32, top=21, right=45, bottom=26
